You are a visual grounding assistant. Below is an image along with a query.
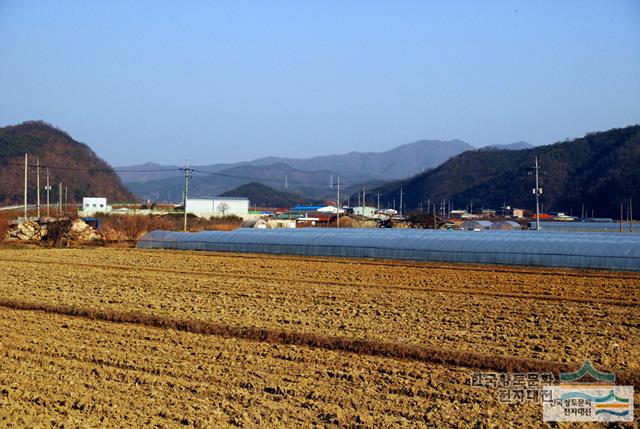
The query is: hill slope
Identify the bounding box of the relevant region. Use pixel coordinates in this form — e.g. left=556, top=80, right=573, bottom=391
left=221, top=182, right=321, bottom=207
left=0, top=121, right=132, bottom=205
left=374, top=126, right=640, bottom=218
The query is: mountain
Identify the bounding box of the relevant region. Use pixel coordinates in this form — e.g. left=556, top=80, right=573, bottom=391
left=115, top=162, right=183, bottom=183
left=0, top=121, right=132, bottom=205
left=484, top=141, right=534, bottom=150
left=373, top=126, right=640, bottom=218
left=118, top=138, right=473, bottom=184
left=126, top=162, right=358, bottom=202
left=221, top=182, right=322, bottom=208
left=244, top=139, right=474, bottom=180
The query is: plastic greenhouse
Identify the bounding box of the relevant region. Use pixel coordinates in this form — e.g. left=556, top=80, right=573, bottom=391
left=137, top=228, right=640, bottom=272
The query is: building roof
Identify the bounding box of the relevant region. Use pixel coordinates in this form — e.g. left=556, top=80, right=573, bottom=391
left=187, top=196, right=249, bottom=201
left=291, top=205, right=324, bottom=211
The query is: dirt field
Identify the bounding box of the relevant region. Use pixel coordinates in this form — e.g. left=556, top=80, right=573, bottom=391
left=0, top=247, right=638, bottom=427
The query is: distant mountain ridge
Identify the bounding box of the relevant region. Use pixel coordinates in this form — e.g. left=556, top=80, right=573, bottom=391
left=373, top=126, right=640, bottom=218
left=0, top=121, right=132, bottom=205
left=242, top=139, right=474, bottom=180
left=125, top=162, right=366, bottom=202
left=117, top=139, right=474, bottom=184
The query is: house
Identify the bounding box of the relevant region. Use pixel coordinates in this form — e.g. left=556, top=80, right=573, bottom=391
left=267, top=219, right=297, bottom=228
left=449, top=210, right=468, bottom=219
left=185, top=197, right=249, bottom=218
left=512, top=208, right=525, bottom=218
left=80, top=197, right=111, bottom=215
left=352, top=206, right=377, bottom=219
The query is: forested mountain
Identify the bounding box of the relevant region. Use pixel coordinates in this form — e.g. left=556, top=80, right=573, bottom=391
left=373, top=126, right=640, bottom=218
left=0, top=121, right=132, bottom=205
left=221, top=182, right=322, bottom=208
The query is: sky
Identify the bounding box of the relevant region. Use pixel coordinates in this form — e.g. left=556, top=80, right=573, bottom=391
left=1, top=1, right=639, bottom=166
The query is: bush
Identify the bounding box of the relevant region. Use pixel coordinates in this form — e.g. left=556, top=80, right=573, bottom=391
left=95, top=213, right=243, bottom=242
left=97, top=214, right=173, bottom=242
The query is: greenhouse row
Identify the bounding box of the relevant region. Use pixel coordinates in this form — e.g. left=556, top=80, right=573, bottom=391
left=137, top=228, right=640, bottom=272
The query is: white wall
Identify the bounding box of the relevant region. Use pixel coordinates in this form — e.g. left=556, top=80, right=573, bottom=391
left=81, top=197, right=110, bottom=215
left=186, top=198, right=249, bottom=218
left=212, top=198, right=249, bottom=217
left=185, top=199, right=214, bottom=217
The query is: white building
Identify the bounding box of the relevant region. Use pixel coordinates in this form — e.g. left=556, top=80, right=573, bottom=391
left=185, top=197, right=249, bottom=218
left=81, top=197, right=111, bottom=215
left=352, top=206, right=378, bottom=218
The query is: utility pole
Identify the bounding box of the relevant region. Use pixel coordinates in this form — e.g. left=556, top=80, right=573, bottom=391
left=330, top=174, right=333, bottom=189
left=336, top=176, right=340, bottom=228
left=64, top=186, right=68, bottom=213
left=58, top=182, right=62, bottom=214
left=182, top=162, right=192, bottom=232
left=45, top=168, right=51, bottom=217
left=399, top=187, right=404, bottom=217
left=620, top=203, right=624, bottom=233
left=284, top=174, right=288, bottom=189
left=629, top=197, right=633, bottom=232
left=531, top=156, right=543, bottom=231
left=433, top=203, right=437, bottom=229
left=36, top=157, right=40, bottom=218
left=24, top=153, right=28, bottom=218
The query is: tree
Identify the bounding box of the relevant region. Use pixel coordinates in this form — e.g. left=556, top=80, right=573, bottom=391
left=216, top=202, right=230, bottom=217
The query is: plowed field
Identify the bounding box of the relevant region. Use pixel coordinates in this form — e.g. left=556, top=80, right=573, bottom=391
left=0, top=247, right=638, bottom=427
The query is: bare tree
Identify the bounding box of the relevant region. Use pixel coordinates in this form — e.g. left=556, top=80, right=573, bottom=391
left=216, top=202, right=230, bottom=217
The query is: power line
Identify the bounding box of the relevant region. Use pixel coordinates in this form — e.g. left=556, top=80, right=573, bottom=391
left=3, top=162, right=182, bottom=174
left=189, top=168, right=357, bottom=188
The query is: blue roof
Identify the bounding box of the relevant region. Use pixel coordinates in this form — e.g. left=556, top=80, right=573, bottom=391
left=290, top=205, right=324, bottom=211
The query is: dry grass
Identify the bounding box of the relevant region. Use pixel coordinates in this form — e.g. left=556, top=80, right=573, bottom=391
left=96, top=213, right=242, bottom=241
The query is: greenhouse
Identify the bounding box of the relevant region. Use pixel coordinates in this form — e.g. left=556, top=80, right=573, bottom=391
left=137, top=228, right=640, bottom=271
left=527, top=221, right=640, bottom=233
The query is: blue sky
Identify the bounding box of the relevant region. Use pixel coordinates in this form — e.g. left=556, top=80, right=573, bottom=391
left=1, top=1, right=639, bottom=165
